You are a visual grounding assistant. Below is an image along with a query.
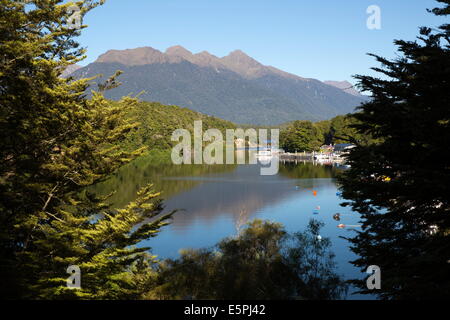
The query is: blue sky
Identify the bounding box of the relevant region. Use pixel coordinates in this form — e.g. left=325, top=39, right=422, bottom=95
left=78, top=0, right=446, bottom=84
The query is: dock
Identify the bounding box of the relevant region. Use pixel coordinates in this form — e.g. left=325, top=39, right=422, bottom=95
left=279, top=152, right=346, bottom=164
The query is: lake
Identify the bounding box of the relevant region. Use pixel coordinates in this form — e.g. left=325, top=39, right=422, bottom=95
left=93, top=153, right=373, bottom=300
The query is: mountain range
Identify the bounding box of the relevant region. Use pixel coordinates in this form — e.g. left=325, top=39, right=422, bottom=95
left=68, top=46, right=368, bottom=125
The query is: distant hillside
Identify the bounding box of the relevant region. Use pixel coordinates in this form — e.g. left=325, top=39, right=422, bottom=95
left=122, top=101, right=235, bottom=151
left=323, top=81, right=362, bottom=97
left=70, top=46, right=368, bottom=125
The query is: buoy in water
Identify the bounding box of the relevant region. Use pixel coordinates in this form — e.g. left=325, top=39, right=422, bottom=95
left=338, top=224, right=362, bottom=229
left=313, top=190, right=318, bottom=197
left=317, top=235, right=322, bottom=241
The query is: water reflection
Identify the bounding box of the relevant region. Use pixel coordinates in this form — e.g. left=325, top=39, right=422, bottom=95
left=91, top=154, right=237, bottom=208
left=162, top=164, right=337, bottom=232
left=93, top=157, right=343, bottom=232
left=151, top=219, right=349, bottom=300
left=91, top=155, right=371, bottom=299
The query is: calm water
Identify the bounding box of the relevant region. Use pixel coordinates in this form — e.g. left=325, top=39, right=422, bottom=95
left=93, top=155, right=373, bottom=300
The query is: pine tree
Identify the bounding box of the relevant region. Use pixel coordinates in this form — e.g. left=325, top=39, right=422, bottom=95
left=339, top=0, right=450, bottom=299
left=0, top=0, right=172, bottom=299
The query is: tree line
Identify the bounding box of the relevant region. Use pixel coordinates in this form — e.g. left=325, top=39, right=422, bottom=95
left=280, top=115, right=376, bottom=153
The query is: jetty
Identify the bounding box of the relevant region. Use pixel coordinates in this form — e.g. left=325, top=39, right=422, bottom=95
left=279, top=152, right=345, bottom=163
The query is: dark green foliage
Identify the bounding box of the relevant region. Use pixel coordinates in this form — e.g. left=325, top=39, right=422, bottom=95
left=328, top=115, right=375, bottom=145
left=122, top=101, right=235, bottom=152
left=280, top=115, right=377, bottom=152
left=280, top=120, right=322, bottom=152
left=150, top=219, right=348, bottom=300
left=0, top=0, right=173, bottom=299
left=339, top=0, right=450, bottom=300
left=314, top=120, right=333, bottom=145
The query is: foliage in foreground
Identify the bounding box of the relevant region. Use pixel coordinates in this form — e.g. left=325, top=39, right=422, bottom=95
left=0, top=0, right=173, bottom=299
left=149, top=219, right=348, bottom=300
left=339, top=0, right=450, bottom=299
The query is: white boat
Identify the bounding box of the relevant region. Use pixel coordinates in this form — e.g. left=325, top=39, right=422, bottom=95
left=256, top=149, right=274, bottom=164
left=256, top=150, right=273, bottom=157
left=314, top=153, right=331, bottom=161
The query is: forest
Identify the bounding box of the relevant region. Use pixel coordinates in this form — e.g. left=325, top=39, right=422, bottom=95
left=279, top=115, right=376, bottom=153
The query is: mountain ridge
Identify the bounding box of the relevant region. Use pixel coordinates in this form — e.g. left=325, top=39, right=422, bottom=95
left=96, top=46, right=311, bottom=81
left=70, top=45, right=368, bottom=125
left=324, top=80, right=362, bottom=97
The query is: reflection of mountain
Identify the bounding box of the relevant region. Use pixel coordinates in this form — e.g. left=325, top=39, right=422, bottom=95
left=92, top=157, right=341, bottom=233
left=163, top=164, right=336, bottom=232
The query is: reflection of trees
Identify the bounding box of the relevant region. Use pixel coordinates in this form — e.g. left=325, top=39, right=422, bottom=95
left=148, top=219, right=348, bottom=300
left=282, top=220, right=348, bottom=300
left=90, top=153, right=236, bottom=208
left=165, top=162, right=338, bottom=231
left=279, top=162, right=339, bottom=180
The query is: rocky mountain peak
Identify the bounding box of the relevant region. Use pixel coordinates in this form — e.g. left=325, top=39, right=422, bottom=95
left=220, top=50, right=265, bottom=78
left=223, top=50, right=261, bottom=65
left=196, top=50, right=216, bottom=58
left=165, top=45, right=193, bottom=59
left=96, top=47, right=168, bottom=65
